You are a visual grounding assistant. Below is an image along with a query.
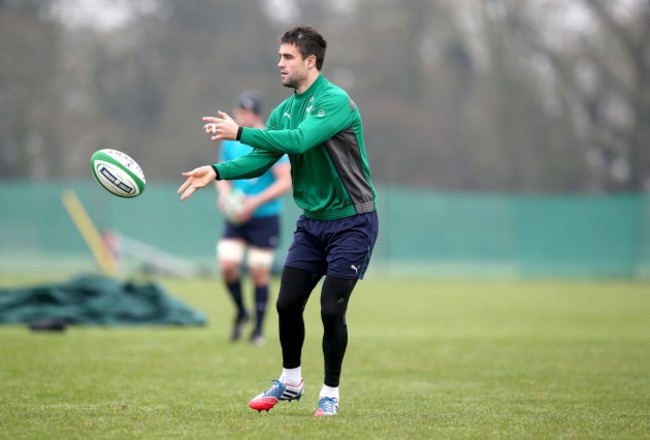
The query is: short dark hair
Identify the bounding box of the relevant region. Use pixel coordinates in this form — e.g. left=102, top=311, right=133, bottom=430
left=280, top=26, right=327, bottom=70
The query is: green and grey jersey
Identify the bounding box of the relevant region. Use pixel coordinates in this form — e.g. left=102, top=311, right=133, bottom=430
left=214, top=74, right=376, bottom=221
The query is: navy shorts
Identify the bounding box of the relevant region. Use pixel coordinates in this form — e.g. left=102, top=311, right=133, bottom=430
left=223, top=215, right=280, bottom=249
left=284, top=211, right=379, bottom=280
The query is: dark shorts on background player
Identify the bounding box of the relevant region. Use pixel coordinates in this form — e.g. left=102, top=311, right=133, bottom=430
left=284, top=211, right=379, bottom=280
left=223, top=215, right=280, bottom=249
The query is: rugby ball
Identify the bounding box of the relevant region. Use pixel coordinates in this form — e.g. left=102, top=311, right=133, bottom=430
left=90, top=149, right=146, bottom=198
left=222, top=188, right=246, bottom=224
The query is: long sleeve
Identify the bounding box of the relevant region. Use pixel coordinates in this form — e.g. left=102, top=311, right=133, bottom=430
left=239, top=92, right=353, bottom=155
left=214, top=149, right=283, bottom=181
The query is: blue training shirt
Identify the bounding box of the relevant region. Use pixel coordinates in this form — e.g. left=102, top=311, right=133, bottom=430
left=219, top=139, right=289, bottom=218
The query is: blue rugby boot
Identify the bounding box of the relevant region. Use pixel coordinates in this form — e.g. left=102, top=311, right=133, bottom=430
left=313, top=396, right=339, bottom=417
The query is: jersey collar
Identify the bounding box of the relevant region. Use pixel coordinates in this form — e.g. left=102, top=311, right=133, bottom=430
left=294, top=74, right=326, bottom=100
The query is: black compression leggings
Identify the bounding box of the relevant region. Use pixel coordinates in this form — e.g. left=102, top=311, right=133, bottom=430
left=276, top=266, right=358, bottom=387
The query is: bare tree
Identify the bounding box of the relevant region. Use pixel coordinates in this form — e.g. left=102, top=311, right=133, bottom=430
left=0, top=1, right=61, bottom=178
left=492, top=0, right=650, bottom=191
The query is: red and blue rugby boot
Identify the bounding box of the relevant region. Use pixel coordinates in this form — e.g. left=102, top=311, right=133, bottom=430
left=249, top=380, right=304, bottom=413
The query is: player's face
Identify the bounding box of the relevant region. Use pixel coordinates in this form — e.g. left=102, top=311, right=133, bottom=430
left=233, top=107, right=259, bottom=128
left=277, top=43, right=312, bottom=90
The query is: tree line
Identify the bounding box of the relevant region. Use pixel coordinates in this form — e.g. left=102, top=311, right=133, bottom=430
left=0, top=0, right=648, bottom=193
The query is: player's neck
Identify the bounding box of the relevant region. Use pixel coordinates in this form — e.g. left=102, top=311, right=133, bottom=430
left=295, top=71, right=320, bottom=95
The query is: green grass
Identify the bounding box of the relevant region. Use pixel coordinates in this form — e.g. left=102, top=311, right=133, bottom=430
left=1, top=276, right=649, bottom=439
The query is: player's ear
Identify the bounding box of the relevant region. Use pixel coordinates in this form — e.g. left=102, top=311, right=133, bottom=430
left=306, top=54, right=316, bottom=70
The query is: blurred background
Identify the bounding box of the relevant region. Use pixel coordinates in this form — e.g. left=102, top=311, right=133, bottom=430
left=1, top=0, right=649, bottom=279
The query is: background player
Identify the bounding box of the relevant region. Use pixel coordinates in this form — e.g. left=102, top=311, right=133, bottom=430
left=215, top=90, right=292, bottom=345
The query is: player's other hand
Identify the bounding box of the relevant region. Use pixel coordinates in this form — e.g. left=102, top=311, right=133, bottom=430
left=203, top=111, right=239, bottom=141
left=236, top=196, right=258, bottom=224
left=177, top=165, right=217, bottom=200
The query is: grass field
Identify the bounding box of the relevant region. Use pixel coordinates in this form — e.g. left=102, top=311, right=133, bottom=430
left=1, top=275, right=649, bottom=439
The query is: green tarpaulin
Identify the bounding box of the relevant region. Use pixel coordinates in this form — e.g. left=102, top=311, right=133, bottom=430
left=0, top=274, right=206, bottom=326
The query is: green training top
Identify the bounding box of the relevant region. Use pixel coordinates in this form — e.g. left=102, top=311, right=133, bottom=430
left=214, top=74, right=376, bottom=221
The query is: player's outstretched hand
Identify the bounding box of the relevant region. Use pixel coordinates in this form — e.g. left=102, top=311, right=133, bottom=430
left=177, top=165, right=217, bottom=200
left=202, top=111, right=239, bottom=141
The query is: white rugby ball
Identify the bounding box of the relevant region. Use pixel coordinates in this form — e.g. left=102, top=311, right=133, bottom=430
left=90, top=148, right=146, bottom=198
left=222, top=188, right=246, bottom=224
